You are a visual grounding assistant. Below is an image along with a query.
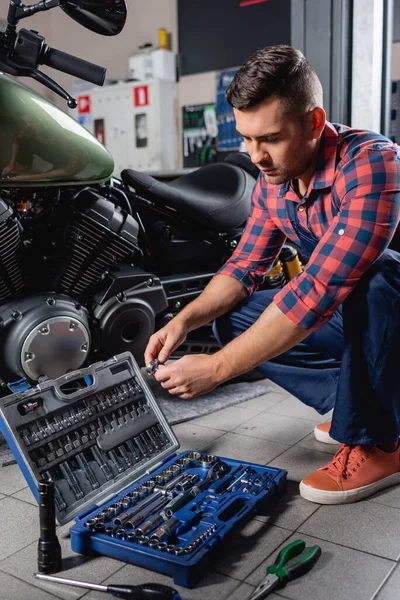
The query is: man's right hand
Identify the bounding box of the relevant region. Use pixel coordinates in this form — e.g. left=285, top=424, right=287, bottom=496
left=144, top=320, right=188, bottom=367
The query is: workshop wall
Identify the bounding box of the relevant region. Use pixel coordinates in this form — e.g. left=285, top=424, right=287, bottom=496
left=42, top=0, right=218, bottom=114
left=393, top=43, right=400, bottom=79
left=46, top=0, right=178, bottom=94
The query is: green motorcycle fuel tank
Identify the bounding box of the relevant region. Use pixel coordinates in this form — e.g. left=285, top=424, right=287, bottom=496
left=0, top=73, right=114, bottom=186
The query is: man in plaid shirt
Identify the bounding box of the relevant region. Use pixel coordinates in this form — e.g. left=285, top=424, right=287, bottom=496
left=145, top=45, right=400, bottom=505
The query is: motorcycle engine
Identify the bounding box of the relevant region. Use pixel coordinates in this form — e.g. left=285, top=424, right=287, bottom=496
left=0, top=293, right=90, bottom=381
left=0, top=189, right=140, bottom=385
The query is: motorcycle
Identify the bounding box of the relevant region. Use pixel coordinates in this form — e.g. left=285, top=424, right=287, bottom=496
left=0, top=0, right=301, bottom=394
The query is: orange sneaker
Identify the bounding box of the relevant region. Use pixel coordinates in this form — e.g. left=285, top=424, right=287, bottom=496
left=314, top=421, right=339, bottom=445
left=300, top=443, right=400, bottom=504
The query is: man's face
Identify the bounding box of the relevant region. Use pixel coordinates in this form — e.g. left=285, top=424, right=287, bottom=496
left=234, top=96, right=316, bottom=185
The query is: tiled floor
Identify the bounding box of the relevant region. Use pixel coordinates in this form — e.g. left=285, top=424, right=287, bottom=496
left=1, top=380, right=400, bottom=600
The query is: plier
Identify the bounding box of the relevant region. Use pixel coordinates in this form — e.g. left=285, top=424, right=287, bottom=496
left=247, top=539, right=322, bottom=600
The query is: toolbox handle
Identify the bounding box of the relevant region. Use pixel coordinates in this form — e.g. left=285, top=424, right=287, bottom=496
left=53, top=369, right=98, bottom=401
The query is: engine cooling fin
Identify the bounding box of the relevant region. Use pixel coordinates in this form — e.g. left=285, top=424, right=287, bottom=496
left=56, top=196, right=139, bottom=299
left=0, top=200, right=25, bottom=303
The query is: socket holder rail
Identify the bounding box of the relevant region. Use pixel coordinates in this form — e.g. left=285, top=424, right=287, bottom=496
left=0, top=352, right=287, bottom=589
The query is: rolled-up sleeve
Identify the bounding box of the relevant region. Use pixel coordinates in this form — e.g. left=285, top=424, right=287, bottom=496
left=274, top=146, right=400, bottom=330
left=218, top=175, right=286, bottom=294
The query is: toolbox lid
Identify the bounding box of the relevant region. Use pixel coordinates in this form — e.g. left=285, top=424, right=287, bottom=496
left=0, top=352, right=180, bottom=524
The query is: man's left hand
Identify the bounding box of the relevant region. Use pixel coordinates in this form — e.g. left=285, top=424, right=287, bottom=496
left=153, top=354, right=223, bottom=399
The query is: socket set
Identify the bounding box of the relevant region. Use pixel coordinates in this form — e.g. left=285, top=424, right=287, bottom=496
left=0, top=351, right=287, bottom=588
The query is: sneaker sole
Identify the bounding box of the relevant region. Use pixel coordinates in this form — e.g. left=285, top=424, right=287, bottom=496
left=300, top=472, right=400, bottom=504
left=314, top=425, right=340, bottom=445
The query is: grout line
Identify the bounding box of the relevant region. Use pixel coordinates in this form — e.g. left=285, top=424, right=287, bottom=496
left=0, top=560, right=127, bottom=600
left=370, top=561, right=398, bottom=600
left=241, top=527, right=294, bottom=584
left=189, top=410, right=266, bottom=434
left=0, top=485, right=29, bottom=497
left=8, top=493, right=36, bottom=507
left=293, top=529, right=398, bottom=562
left=0, top=538, right=37, bottom=565
left=0, top=567, right=66, bottom=600
left=287, top=504, right=323, bottom=535
left=369, top=498, right=400, bottom=511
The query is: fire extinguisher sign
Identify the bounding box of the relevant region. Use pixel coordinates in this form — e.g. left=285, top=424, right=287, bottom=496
left=77, top=95, right=91, bottom=114
left=134, top=86, right=149, bottom=107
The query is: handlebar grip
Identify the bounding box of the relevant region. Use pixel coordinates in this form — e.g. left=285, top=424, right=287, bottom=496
left=42, top=47, right=106, bottom=86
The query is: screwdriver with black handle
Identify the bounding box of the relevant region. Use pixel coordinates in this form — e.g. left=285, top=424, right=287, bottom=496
left=34, top=573, right=181, bottom=599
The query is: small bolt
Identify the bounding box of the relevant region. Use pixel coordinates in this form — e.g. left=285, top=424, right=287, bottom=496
left=12, top=310, right=22, bottom=321
left=146, top=277, right=154, bottom=287
left=25, top=352, right=33, bottom=360
left=81, top=344, right=88, bottom=352
left=69, top=321, right=77, bottom=330
left=46, top=298, right=55, bottom=306
left=230, top=239, right=238, bottom=249
left=174, top=301, right=181, bottom=309
left=40, top=327, right=48, bottom=334
left=116, top=292, right=126, bottom=302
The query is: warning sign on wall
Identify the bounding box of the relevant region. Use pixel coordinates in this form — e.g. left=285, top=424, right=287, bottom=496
left=77, top=95, right=91, bottom=114
left=133, top=86, right=149, bottom=107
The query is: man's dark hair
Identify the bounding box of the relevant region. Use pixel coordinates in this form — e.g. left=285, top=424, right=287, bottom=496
left=226, top=45, right=322, bottom=114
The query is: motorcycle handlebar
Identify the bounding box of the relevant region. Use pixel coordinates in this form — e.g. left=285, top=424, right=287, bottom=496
left=41, top=46, right=106, bottom=86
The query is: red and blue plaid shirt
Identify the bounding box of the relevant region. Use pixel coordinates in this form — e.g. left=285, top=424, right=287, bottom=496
left=218, top=122, right=400, bottom=331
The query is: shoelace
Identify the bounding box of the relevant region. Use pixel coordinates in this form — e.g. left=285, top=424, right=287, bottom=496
left=323, top=444, right=371, bottom=481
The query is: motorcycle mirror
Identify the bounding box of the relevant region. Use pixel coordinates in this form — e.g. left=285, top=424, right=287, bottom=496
left=60, top=0, right=127, bottom=36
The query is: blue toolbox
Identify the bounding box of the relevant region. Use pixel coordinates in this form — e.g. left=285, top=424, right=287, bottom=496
left=0, top=352, right=287, bottom=588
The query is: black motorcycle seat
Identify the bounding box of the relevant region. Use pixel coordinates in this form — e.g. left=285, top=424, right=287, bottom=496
left=121, top=163, right=255, bottom=233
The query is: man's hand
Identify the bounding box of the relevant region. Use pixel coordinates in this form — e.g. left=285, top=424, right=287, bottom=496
left=154, top=354, right=222, bottom=399
left=144, top=320, right=188, bottom=366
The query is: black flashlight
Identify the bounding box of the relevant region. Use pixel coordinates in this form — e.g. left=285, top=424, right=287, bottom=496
left=37, top=476, right=62, bottom=574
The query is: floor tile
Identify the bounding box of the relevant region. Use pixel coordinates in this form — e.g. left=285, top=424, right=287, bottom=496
left=0, top=496, right=39, bottom=560
left=254, top=480, right=320, bottom=530
left=265, top=396, right=326, bottom=423
left=225, top=582, right=288, bottom=600
left=371, top=484, right=400, bottom=510
left=0, top=463, right=28, bottom=495
left=172, top=423, right=225, bottom=451
left=0, top=522, right=123, bottom=600
left=298, top=501, right=400, bottom=560
left=233, top=413, right=315, bottom=445
left=262, top=380, right=293, bottom=396
left=84, top=564, right=242, bottom=600
left=199, top=431, right=289, bottom=465
left=268, top=446, right=332, bottom=482
left=213, top=520, right=292, bottom=581
left=226, top=582, right=255, bottom=600
left=295, top=432, right=339, bottom=455
left=0, top=569, right=62, bottom=600
left=375, top=564, right=400, bottom=599
left=246, top=533, right=395, bottom=600
left=238, top=391, right=289, bottom=412
left=12, top=486, right=36, bottom=505
left=192, top=406, right=260, bottom=432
